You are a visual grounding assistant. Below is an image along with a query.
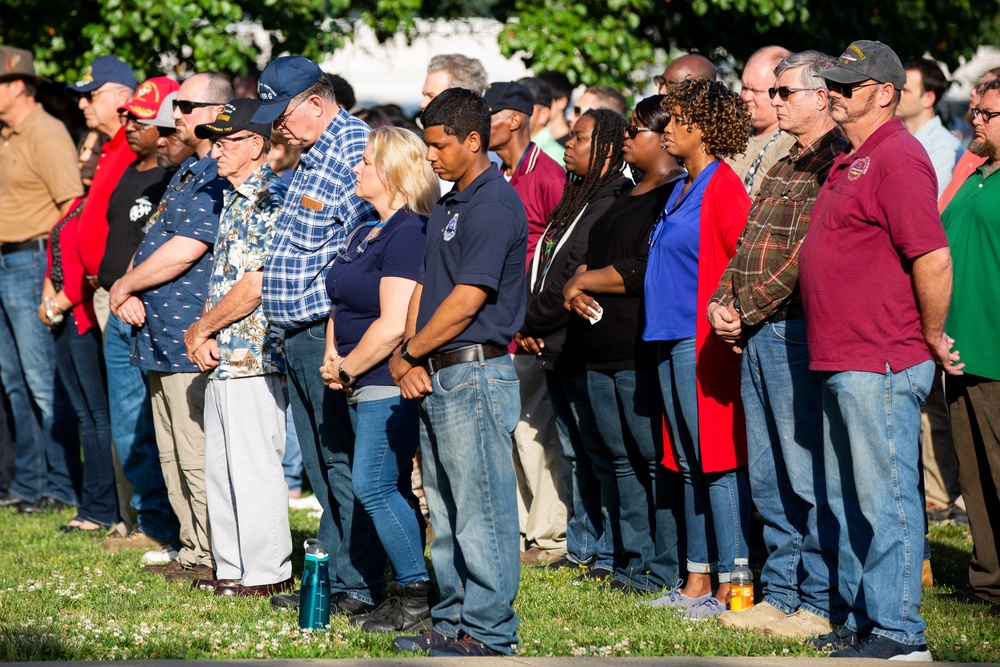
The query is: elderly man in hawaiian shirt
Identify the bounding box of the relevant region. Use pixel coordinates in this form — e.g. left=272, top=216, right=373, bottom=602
left=183, top=99, right=292, bottom=598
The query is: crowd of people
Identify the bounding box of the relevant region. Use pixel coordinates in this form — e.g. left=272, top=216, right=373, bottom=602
left=0, top=34, right=998, bottom=662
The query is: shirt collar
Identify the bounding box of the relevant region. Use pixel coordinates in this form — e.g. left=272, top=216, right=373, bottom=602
left=104, top=125, right=129, bottom=152
left=834, top=117, right=905, bottom=166
left=788, top=126, right=847, bottom=163
left=231, top=162, right=276, bottom=200
left=443, top=164, right=501, bottom=205
left=182, top=153, right=217, bottom=180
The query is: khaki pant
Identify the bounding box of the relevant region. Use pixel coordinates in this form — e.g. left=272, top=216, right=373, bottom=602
left=920, top=371, right=965, bottom=510
left=511, top=354, right=568, bottom=553
left=149, top=370, right=213, bottom=568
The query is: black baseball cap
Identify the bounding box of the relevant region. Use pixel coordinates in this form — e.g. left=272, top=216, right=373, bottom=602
left=195, top=98, right=272, bottom=139
left=483, top=81, right=535, bottom=116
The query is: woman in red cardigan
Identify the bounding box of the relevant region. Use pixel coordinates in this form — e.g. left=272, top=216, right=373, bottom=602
left=39, top=130, right=117, bottom=533
left=641, top=79, right=752, bottom=619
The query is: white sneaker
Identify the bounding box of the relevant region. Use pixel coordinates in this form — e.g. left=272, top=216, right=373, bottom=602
left=718, top=600, right=787, bottom=630
left=764, top=607, right=834, bottom=638
left=140, top=548, right=179, bottom=567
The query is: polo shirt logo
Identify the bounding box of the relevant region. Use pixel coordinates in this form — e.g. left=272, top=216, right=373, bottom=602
left=848, top=156, right=870, bottom=181
left=443, top=213, right=459, bottom=241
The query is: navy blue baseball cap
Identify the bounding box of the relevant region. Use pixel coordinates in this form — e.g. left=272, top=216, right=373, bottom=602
left=251, top=56, right=323, bottom=124
left=66, top=55, right=138, bottom=94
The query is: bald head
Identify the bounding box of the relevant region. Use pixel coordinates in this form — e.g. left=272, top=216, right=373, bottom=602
left=658, top=54, right=717, bottom=94
left=741, top=45, right=792, bottom=134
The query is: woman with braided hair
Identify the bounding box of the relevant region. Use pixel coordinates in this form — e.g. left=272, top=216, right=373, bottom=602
left=561, top=96, right=688, bottom=592
left=515, top=108, right=630, bottom=576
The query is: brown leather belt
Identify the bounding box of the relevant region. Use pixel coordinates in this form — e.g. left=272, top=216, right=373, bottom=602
left=426, top=344, right=507, bottom=374
left=0, top=238, right=47, bottom=255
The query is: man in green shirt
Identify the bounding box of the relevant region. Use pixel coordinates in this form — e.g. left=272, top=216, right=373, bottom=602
left=941, top=76, right=1000, bottom=615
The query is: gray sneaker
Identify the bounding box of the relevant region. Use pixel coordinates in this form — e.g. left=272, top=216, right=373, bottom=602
left=638, top=580, right=711, bottom=609
left=685, top=596, right=727, bottom=620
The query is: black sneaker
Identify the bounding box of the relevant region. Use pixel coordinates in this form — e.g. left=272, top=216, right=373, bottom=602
left=548, top=556, right=594, bottom=570
left=831, top=634, right=931, bottom=661
left=608, top=578, right=645, bottom=595
left=808, top=627, right=858, bottom=651
left=391, top=630, right=455, bottom=654
left=331, top=592, right=376, bottom=616
left=358, top=580, right=435, bottom=633
left=270, top=589, right=300, bottom=610
left=577, top=567, right=613, bottom=582
left=431, top=635, right=504, bottom=657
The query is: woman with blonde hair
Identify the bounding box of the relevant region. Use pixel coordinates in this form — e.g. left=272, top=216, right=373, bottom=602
left=320, top=126, right=438, bottom=632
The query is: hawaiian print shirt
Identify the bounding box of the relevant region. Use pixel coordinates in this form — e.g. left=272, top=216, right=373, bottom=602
left=207, top=162, right=288, bottom=380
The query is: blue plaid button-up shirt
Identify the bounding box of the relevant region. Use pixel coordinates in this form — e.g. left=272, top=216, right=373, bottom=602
left=262, top=108, right=375, bottom=329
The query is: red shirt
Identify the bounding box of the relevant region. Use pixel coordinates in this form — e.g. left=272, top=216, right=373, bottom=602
left=799, top=118, right=948, bottom=373
left=509, top=143, right=565, bottom=265
left=75, top=125, right=136, bottom=277
left=938, top=149, right=988, bottom=212
left=46, top=198, right=99, bottom=334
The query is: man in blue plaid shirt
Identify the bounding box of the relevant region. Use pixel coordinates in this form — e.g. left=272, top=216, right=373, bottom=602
left=251, top=56, right=380, bottom=615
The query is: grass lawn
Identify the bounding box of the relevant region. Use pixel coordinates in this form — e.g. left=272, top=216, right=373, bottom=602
left=0, top=505, right=997, bottom=661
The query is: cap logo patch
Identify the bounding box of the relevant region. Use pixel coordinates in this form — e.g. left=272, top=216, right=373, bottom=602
left=77, top=66, right=94, bottom=86
left=848, top=156, right=870, bottom=181
left=6, top=54, right=20, bottom=71
left=133, top=107, right=156, bottom=118
left=260, top=83, right=277, bottom=100
left=216, top=113, right=231, bottom=122
left=136, top=81, right=159, bottom=101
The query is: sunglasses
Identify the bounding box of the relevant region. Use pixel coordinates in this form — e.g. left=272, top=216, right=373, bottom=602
left=825, top=81, right=881, bottom=99
left=209, top=134, right=255, bottom=150
left=767, top=86, right=819, bottom=100
left=971, top=107, right=1000, bottom=123
left=172, top=99, right=222, bottom=114
left=625, top=124, right=651, bottom=139
left=118, top=112, right=154, bottom=130
left=76, top=86, right=123, bottom=103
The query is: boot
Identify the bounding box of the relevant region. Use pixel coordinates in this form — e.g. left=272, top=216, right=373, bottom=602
left=358, top=580, right=436, bottom=633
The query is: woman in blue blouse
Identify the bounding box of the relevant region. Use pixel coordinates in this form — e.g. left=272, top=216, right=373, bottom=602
left=320, top=127, right=438, bottom=632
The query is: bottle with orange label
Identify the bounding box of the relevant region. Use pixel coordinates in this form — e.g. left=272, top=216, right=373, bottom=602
left=729, top=558, right=754, bottom=611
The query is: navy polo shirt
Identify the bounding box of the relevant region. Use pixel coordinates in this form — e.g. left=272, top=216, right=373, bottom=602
left=417, top=166, right=528, bottom=352
left=130, top=155, right=228, bottom=373
left=326, top=207, right=427, bottom=388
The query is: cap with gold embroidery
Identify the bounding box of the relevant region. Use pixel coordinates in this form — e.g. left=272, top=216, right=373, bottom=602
left=118, top=77, right=180, bottom=119
left=195, top=98, right=272, bottom=138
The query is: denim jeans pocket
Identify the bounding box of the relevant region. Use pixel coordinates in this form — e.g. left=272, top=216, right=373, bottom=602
left=768, top=319, right=808, bottom=346
left=0, top=248, right=40, bottom=273
left=487, top=378, right=519, bottom=434
left=434, top=362, right=474, bottom=393
left=904, top=360, right=934, bottom=406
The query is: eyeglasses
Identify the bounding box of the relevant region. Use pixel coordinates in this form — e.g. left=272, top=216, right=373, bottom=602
left=767, top=86, right=820, bottom=100
left=77, top=86, right=124, bottom=103
left=625, top=124, right=651, bottom=139
left=209, top=134, right=255, bottom=150
left=157, top=126, right=177, bottom=138
left=172, top=99, right=222, bottom=114
left=825, top=81, right=881, bottom=99
left=118, top=112, right=154, bottom=130
left=274, top=99, right=304, bottom=128
left=573, top=105, right=590, bottom=118
left=971, top=107, right=1000, bottom=123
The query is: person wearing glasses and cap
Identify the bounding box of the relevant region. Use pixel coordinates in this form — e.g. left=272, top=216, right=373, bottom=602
left=108, top=72, right=234, bottom=584
left=180, top=98, right=292, bottom=598
left=708, top=50, right=849, bottom=639
left=0, top=45, right=84, bottom=514
left=250, top=55, right=380, bottom=615
left=66, top=55, right=138, bottom=330
left=798, top=40, right=961, bottom=661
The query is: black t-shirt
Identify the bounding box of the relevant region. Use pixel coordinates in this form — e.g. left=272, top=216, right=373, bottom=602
left=570, top=180, right=678, bottom=371
left=98, top=164, right=175, bottom=290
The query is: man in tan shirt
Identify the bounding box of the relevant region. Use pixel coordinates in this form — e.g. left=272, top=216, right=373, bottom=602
left=0, top=46, right=84, bottom=513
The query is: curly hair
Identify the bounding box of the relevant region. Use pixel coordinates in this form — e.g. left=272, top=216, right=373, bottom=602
left=546, top=109, right=626, bottom=231
left=660, top=79, right=751, bottom=159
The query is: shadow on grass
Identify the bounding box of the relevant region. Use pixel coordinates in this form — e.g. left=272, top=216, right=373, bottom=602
left=0, top=628, right=75, bottom=661
left=930, top=531, right=973, bottom=591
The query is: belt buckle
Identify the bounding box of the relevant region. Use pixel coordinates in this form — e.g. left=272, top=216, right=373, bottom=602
left=426, top=356, right=440, bottom=375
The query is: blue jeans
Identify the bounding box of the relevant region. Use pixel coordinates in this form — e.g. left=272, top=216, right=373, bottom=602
left=285, top=323, right=382, bottom=605
left=420, top=355, right=520, bottom=654
left=349, top=394, right=427, bottom=585
left=1, top=247, right=80, bottom=505
left=546, top=370, right=611, bottom=569
left=54, top=314, right=116, bottom=526
left=742, top=319, right=842, bottom=620
left=657, top=337, right=749, bottom=583
left=587, top=368, right=681, bottom=591
left=105, top=312, right=177, bottom=543
left=282, top=396, right=303, bottom=492
left=822, top=360, right=934, bottom=645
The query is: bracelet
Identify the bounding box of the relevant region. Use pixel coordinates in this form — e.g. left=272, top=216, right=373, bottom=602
left=43, top=297, right=64, bottom=325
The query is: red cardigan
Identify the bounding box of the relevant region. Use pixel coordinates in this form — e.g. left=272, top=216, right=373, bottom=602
left=661, top=161, right=750, bottom=473
left=46, top=197, right=98, bottom=335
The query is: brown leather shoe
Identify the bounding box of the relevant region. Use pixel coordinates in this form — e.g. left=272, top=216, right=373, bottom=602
left=215, top=578, right=294, bottom=598
left=191, top=577, right=240, bottom=591
left=163, top=563, right=214, bottom=582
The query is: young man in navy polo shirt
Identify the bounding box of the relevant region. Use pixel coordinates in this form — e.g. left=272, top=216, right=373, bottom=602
left=388, top=88, right=528, bottom=657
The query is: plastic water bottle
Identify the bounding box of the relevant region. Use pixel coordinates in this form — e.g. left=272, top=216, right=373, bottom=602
left=730, top=558, right=754, bottom=611
left=299, top=539, right=330, bottom=629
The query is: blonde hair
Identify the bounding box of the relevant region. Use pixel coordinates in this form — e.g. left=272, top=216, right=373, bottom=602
left=368, top=126, right=439, bottom=217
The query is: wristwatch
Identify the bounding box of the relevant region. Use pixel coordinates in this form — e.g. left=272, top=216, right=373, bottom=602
left=338, top=359, right=356, bottom=387
left=400, top=339, right=422, bottom=366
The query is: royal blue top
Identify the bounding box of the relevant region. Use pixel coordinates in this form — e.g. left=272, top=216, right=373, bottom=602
left=325, top=207, right=427, bottom=388
left=643, top=160, right=719, bottom=341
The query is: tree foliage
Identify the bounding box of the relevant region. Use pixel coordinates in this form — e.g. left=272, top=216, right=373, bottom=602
left=500, top=0, right=1000, bottom=88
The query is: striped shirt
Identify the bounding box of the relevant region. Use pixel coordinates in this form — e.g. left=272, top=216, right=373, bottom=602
left=711, top=127, right=847, bottom=326
left=262, top=108, right=375, bottom=329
